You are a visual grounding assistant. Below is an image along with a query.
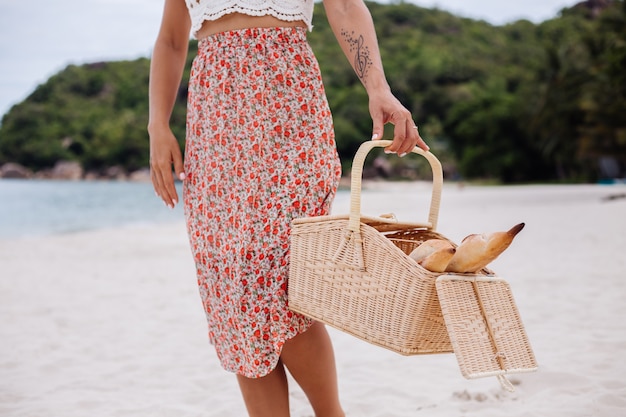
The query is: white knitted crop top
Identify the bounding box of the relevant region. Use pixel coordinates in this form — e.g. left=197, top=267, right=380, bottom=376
left=185, top=0, right=315, bottom=38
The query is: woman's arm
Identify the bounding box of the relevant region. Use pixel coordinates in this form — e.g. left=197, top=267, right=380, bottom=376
left=148, top=0, right=191, bottom=208
left=322, top=0, right=429, bottom=154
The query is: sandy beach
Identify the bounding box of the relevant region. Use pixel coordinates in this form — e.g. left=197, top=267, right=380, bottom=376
left=1, top=182, right=625, bottom=416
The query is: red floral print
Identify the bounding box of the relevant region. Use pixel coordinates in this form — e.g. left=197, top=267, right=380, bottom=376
left=183, top=27, right=342, bottom=378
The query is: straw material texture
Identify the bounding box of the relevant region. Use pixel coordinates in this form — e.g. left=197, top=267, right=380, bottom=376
left=289, top=140, right=453, bottom=354
left=290, top=216, right=455, bottom=354
left=436, top=275, right=538, bottom=379
left=288, top=140, right=537, bottom=385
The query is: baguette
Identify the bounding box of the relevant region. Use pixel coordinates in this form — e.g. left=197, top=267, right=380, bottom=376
left=408, top=239, right=454, bottom=262
left=445, top=222, right=525, bottom=273
left=419, top=247, right=456, bottom=272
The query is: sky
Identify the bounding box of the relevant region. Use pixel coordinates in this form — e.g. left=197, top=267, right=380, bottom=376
left=0, top=0, right=577, bottom=118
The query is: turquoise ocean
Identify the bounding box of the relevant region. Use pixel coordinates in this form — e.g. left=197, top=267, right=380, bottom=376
left=0, top=180, right=186, bottom=239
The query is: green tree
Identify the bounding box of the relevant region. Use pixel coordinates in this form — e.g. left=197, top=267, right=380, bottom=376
left=1, top=1, right=624, bottom=182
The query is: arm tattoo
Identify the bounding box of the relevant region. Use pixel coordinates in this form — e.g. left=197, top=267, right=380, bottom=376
left=341, top=29, right=373, bottom=81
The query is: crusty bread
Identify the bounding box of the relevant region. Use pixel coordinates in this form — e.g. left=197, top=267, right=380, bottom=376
left=418, top=247, right=456, bottom=272
left=444, top=222, right=525, bottom=273
left=409, top=239, right=454, bottom=263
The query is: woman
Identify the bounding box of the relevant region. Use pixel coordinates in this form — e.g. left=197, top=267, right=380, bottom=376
left=148, top=1, right=428, bottom=415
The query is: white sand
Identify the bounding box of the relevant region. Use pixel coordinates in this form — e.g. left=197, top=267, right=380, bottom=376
left=2, top=183, right=625, bottom=416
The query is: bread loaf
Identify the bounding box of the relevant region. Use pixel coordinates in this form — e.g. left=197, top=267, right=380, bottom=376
left=444, top=222, right=525, bottom=273
left=418, top=247, right=456, bottom=272
left=408, top=239, right=454, bottom=262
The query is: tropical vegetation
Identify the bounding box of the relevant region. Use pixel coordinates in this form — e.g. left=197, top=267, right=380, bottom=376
left=0, top=0, right=624, bottom=182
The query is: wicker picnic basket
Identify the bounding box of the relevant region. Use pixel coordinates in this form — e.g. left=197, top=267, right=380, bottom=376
left=288, top=140, right=537, bottom=388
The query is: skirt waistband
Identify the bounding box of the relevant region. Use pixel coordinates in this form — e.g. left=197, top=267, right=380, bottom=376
left=198, top=26, right=307, bottom=49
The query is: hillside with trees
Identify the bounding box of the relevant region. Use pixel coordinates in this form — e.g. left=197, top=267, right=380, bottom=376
left=1, top=0, right=624, bottom=182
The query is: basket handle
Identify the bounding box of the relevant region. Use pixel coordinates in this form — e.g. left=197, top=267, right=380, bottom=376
left=347, top=140, right=443, bottom=232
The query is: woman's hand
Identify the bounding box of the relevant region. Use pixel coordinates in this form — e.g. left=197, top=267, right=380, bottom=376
left=369, top=89, right=429, bottom=155
left=147, top=0, right=191, bottom=208
left=149, top=126, right=185, bottom=208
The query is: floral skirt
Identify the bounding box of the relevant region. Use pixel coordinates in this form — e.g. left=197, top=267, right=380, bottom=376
left=183, top=27, right=342, bottom=378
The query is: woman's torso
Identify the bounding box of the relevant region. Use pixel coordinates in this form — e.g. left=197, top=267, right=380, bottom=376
left=195, top=13, right=306, bottom=39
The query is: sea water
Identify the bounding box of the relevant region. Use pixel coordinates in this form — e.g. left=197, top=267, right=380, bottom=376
left=0, top=179, right=185, bottom=239
left=4, top=179, right=621, bottom=240
left=0, top=179, right=356, bottom=239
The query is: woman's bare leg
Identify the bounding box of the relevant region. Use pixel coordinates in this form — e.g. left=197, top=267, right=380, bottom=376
left=236, top=363, right=290, bottom=417
left=235, top=322, right=344, bottom=417
left=281, top=321, right=345, bottom=417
